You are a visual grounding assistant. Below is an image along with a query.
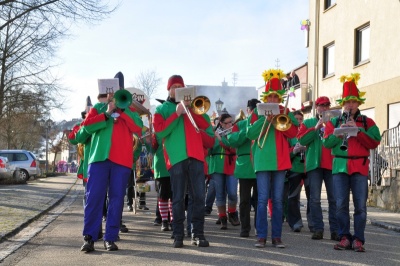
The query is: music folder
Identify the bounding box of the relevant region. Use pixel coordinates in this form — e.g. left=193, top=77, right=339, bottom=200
left=256, top=103, right=280, bottom=116
left=333, top=127, right=358, bottom=137
left=175, top=86, right=196, bottom=102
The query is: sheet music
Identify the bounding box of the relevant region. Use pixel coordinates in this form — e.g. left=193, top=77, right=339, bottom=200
left=333, top=127, right=358, bottom=137
left=175, top=86, right=196, bottom=102
left=256, top=103, right=280, bottom=116
left=321, top=109, right=341, bottom=123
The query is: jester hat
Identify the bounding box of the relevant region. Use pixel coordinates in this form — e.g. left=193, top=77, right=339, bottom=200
left=260, top=69, right=286, bottom=103
left=336, top=73, right=366, bottom=106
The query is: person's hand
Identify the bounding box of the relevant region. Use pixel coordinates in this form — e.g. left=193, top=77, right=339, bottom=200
left=176, top=102, right=186, bottom=116
left=106, top=101, right=116, bottom=115
left=293, top=142, right=305, bottom=154
left=214, top=130, right=222, bottom=141
left=266, top=114, right=274, bottom=123
left=342, top=117, right=357, bottom=127
left=315, top=118, right=324, bottom=130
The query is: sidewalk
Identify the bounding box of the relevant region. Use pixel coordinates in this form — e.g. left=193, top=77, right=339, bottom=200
left=0, top=175, right=399, bottom=243
left=0, top=175, right=78, bottom=241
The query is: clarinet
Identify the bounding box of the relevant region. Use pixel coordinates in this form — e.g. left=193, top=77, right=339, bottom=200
left=339, top=110, right=352, bottom=151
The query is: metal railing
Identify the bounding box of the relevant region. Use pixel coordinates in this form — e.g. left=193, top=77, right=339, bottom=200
left=369, top=122, right=400, bottom=186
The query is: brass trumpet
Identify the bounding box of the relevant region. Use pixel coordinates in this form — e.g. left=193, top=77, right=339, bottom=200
left=181, top=96, right=211, bottom=132
left=257, top=97, right=292, bottom=149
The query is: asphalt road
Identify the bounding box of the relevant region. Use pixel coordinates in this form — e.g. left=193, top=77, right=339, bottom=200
left=1, top=180, right=400, bottom=266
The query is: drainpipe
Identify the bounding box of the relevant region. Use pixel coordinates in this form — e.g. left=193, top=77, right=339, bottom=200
left=312, top=0, right=320, bottom=116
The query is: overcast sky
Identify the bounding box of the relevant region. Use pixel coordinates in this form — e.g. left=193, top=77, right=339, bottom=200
left=53, top=0, right=309, bottom=121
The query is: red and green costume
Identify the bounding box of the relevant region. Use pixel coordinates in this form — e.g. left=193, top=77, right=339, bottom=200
left=323, top=111, right=381, bottom=176
left=297, top=116, right=333, bottom=171
left=226, top=119, right=255, bottom=179
left=153, top=100, right=214, bottom=169
left=68, top=123, right=92, bottom=182
left=246, top=106, right=299, bottom=172
left=83, top=103, right=143, bottom=168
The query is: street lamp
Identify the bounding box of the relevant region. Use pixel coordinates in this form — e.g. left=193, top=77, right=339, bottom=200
left=215, top=98, right=224, bottom=115
left=40, top=119, right=53, bottom=173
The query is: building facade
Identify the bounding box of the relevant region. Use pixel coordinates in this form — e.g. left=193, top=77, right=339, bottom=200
left=308, top=0, right=400, bottom=210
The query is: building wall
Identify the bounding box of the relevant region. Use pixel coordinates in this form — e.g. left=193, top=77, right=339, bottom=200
left=308, top=0, right=400, bottom=132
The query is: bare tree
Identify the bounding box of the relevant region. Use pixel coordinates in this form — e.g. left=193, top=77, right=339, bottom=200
left=0, top=0, right=118, bottom=150
left=134, top=70, right=162, bottom=100
left=0, top=0, right=118, bottom=31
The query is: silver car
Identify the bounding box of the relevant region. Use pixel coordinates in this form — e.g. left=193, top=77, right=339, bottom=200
left=0, top=155, right=13, bottom=181
left=0, top=150, right=39, bottom=181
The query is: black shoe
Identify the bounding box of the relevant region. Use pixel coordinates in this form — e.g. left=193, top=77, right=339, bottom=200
left=228, top=211, right=240, bottom=226
left=104, top=240, right=118, bottom=251
left=127, top=205, right=133, bottom=212
left=312, top=231, right=324, bottom=240
left=204, top=209, right=212, bottom=216
left=81, top=235, right=94, bottom=252
left=161, top=221, right=170, bottom=231
left=240, top=231, right=249, bottom=237
left=173, top=238, right=184, bottom=248
left=191, top=236, right=209, bottom=247
left=120, top=223, right=128, bottom=233
left=220, top=216, right=228, bottom=230
left=216, top=217, right=221, bottom=225
left=153, top=219, right=162, bottom=226
left=331, top=232, right=340, bottom=241
left=292, top=226, right=302, bottom=233
left=139, top=205, right=149, bottom=210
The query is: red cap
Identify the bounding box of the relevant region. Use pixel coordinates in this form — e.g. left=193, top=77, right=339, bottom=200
left=167, top=75, right=185, bottom=90
left=315, top=96, right=331, bottom=106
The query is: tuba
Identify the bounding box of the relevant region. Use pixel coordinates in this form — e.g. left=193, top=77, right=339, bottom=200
left=257, top=96, right=292, bottom=149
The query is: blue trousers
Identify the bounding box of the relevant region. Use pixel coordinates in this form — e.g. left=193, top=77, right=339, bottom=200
left=83, top=160, right=130, bottom=242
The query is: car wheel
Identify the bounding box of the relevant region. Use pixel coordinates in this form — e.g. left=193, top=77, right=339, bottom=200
left=18, top=170, right=30, bottom=181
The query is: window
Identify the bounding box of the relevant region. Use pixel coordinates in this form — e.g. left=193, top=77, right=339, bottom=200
left=15, top=153, right=28, bottom=161
left=323, top=43, right=335, bottom=77
left=389, top=102, right=400, bottom=129
left=324, top=0, right=336, bottom=10
left=355, top=24, right=370, bottom=65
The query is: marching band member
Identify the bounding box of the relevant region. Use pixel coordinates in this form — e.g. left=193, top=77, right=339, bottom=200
left=247, top=69, right=299, bottom=248
left=210, top=113, right=239, bottom=230
left=297, top=96, right=338, bottom=241
left=286, top=110, right=310, bottom=233
left=226, top=99, right=260, bottom=237
left=80, top=77, right=143, bottom=253
left=153, top=75, right=214, bottom=248
left=323, top=73, right=380, bottom=252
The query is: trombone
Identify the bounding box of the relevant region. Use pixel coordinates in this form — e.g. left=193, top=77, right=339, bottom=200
left=257, top=95, right=292, bottom=149
left=181, top=96, right=211, bottom=133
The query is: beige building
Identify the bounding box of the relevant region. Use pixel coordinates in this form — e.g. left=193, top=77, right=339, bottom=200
left=308, top=0, right=400, bottom=130
left=307, top=0, right=400, bottom=210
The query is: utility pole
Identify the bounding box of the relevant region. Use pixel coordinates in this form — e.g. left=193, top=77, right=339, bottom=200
left=275, top=58, right=280, bottom=68
left=232, top=72, right=238, bottom=87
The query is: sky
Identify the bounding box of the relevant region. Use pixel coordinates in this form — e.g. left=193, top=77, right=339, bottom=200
left=53, top=0, right=309, bottom=121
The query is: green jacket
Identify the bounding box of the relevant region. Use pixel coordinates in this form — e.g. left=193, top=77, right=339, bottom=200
left=83, top=103, right=143, bottom=168
left=153, top=99, right=214, bottom=169
left=226, top=119, right=255, bottom=179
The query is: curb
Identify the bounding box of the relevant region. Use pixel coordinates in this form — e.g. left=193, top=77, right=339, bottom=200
left=368, top=219, right=400, bottom=233
left=0, top=178, right=78, bottom=242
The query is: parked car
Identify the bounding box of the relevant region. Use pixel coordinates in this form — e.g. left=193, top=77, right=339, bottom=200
left=0, top=155, right=14, bottom=181
left=0, top=150, right=39, bottom=181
